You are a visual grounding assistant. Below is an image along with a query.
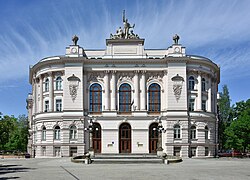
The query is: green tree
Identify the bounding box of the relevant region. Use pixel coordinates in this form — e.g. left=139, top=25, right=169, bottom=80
left=218, top=85, right=232, bottom=150
left=225, top=99, right=250, bottom=151
left=0, top=114, right=29, bottom=152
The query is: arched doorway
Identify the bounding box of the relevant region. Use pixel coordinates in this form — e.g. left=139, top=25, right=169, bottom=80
left=93, top=123, right=101, bottom=153
left=149, top=123, right=158, bottom=153
left=119, top=123, right=131, bottom=153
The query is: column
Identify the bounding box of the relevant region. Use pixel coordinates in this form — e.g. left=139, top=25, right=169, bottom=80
left=32, top=77, right=36, bottom=114
left=104, top=70, right=110, bottom=110
left=140, top=71, right=146, bottom=111
left=39, top=75, right=43, bottom=113
left=163, top=70, right=168, bottom=111
left=48, top=72, right=54, bottom=112
left=110, top=70, right=116, bottom=111
left=83, top=70, right=88, bottom=110
left=134, top=70, right=140, bottom=111
left=207, top=76, right=212, bottom=112
left=197, top=72, right=202, bottom=110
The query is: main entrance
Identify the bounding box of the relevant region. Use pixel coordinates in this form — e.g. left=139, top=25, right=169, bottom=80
left=149, top=123, right=158, bottom=153
left=93, top=123, right=101, bottom=153
left=119, top=123, right=131, bottom=153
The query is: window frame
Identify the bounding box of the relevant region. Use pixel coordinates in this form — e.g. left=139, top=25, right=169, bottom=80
left=69, top=125, right=77, bottom=140
left=189, top=98, right=195, bottom=111
left=188, top=76, right=195, bottom=90
left=201, top=78, right=206, bottom=91
left=190, top=125, right=196, bottom=140
left=89, top=83, right=102, bottom=112
left=45, top=78, right=49, bottom=92
left=45, top=100, right=49, bottom=112
left=119, top=83, right=132, bottom=112
left=148, top=83, right=161, bottom=112
left=54, top=126, right=61, bottom=140
left=55, top=76, right=63, bottom=90
left=42, top=126, right=46, bottom=141
left=174, top=124, right=181, bottom=139
left=56, top=99, right=62, bottom=112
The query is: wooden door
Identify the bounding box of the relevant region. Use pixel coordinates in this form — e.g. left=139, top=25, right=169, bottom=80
left=93, top=123, right=101, bottom=153
left=119, top=123, right=131, bottom=153
left=149, top=123, right=158, bottom=153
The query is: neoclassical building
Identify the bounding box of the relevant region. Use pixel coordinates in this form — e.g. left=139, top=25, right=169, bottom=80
left=27, top=14, right=220, bottom=158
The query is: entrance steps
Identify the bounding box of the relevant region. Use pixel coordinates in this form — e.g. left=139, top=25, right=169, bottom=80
left=91, top=154, right=164, bottom=164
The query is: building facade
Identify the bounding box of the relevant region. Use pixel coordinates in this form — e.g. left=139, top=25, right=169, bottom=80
left=27, top=15, right=220, bottom=158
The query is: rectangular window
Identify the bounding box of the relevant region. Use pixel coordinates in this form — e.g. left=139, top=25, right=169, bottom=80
left=205, top=147, right=209, bottom=156
left=189, top=98, right=195, bottom=111
left=54, top=147, right=61, bottom=157
left=191, top=147, right=196, bottom=157
left=174, top=147, right=181, bottom=157
left=70, top=147, right=77, bottom=157
left=45, top=100, right=49, bottom=112
left=54, top=130, right=60, bottom=140
left=42, top=146, right=46, bottom=156
left=42, top=130, right=46, bottom=140
left=202, top=100, right=206, bottom=111
left=56, top=99, right=62, bottom=112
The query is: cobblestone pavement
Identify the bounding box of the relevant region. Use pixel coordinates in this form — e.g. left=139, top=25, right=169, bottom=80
left=1, top=157, right=250, bottom=180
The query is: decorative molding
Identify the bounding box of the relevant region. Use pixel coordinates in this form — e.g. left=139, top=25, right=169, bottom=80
left=147, top=72, right=163, bottom=83
left=67, top=74, right=81, bottom=101
left=171, top=74, right=184, bottom=102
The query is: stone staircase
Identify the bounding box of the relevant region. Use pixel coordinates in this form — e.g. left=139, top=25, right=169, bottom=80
left=71, top=154, right=182, bottom=164
left=91, top=154, right=164, bottom=164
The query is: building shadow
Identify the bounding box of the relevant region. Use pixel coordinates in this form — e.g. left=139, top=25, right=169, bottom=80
left=0, top=164, right=36, bottom=179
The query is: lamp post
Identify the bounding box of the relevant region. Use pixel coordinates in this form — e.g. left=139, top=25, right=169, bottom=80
left=84, top=117, right=94, bottom=157
left=155, top=116, right=166, bottom=157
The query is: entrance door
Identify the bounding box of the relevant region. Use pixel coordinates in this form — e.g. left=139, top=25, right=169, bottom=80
left=93, top=123, right=101, bottom=153
left=119, top=123, right=131, bottom=153
left=149, top=123, right=158, bottom=153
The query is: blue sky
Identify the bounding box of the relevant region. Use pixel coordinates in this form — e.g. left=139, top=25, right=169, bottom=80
left=0, top=0, right=249, bottom=117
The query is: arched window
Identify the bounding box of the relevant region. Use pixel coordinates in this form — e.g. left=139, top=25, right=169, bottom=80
left=42, top=126, right=46, bottom=141
left=148, top=83, right=161, bottom=112
left=188, top=76, right=195, bottom=90
left=56, top=77, right=62, bottom=90
left=205, top=126, right=209, bottom=140
left=174, top=124, right=181, bottom=139
left=45, top=78, right=49, bottom=92
left=54, top=126, right=60, bottom=140
left=69, top=125, right=77, bottom=140
left=202, top=78, right=206, bottom=91
left=119, top=83, right=131, bottom=112
left=190, top=126, right=196, bottom=139
left=89, top=84, right=102, bottom=112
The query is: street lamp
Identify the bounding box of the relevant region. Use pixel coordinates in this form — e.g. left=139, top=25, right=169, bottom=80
left=154, top=116, right=166, bottom=157
left=84, top=117, right=95, bottom=157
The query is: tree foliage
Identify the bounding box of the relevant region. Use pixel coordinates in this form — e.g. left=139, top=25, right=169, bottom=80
left=218, top=85, right=232, bottom=150
left=0, top=114, right=29, bottom=152
left=224, top=99, right=250, bottom=151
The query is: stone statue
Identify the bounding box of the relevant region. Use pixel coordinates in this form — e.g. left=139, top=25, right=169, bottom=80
left=110, top=10, right=139, bottom=40
left=123, top=10, right=135, bottom=39
left=72, top=35, right=79, bottom=45
left=173, top=34, right=180, bottom=44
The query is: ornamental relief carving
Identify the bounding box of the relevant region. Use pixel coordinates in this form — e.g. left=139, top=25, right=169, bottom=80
left=147, top=72, right=164, bottom=83
left=88, top=72, right=104, bottom=83
left=171, top=74, right=184, bottom=102
left=117, top=72, right=133, bottom=83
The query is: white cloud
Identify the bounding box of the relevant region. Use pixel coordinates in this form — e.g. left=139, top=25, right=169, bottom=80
left=0, top=0, right=250, bottom=86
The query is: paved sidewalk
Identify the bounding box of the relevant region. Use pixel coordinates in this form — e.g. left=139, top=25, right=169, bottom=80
left=1, top=158, right=250, bottom=180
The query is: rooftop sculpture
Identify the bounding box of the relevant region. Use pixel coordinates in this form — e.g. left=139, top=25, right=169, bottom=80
left=110, top=10, right=139, bottom=40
